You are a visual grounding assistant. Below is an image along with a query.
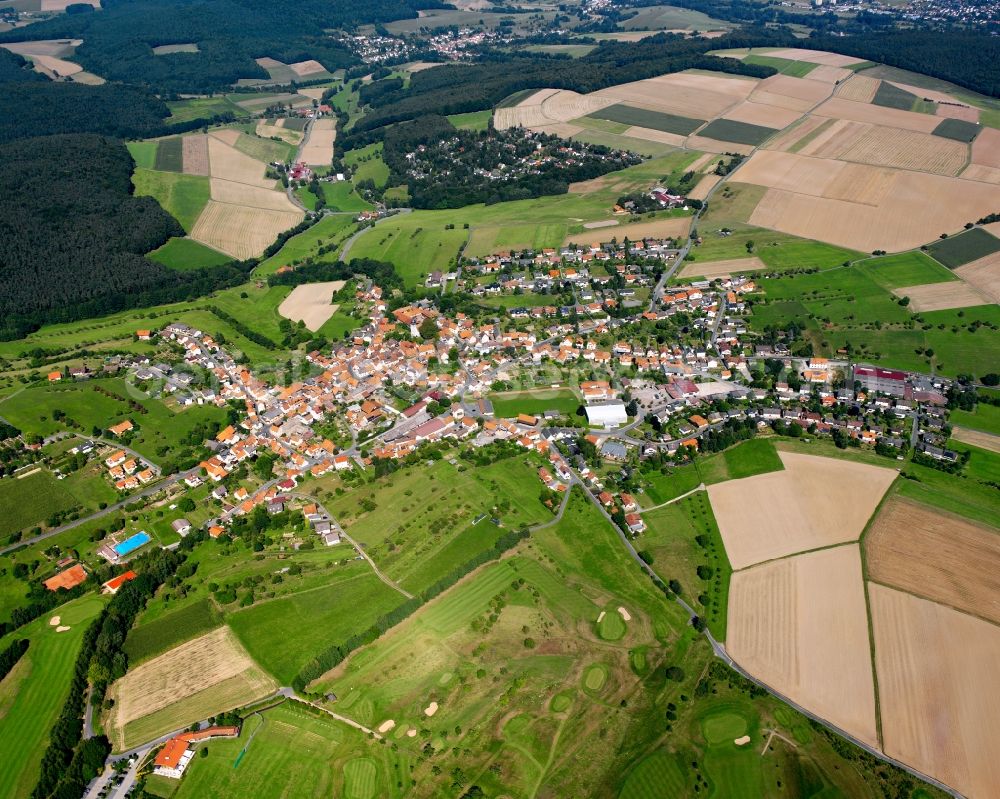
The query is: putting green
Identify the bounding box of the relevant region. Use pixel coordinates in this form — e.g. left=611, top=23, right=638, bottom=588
left=550, top=692, right=572, bottom=713
left=343, top=757, right=379, bottom=799
left=629, top=648, right=647, bottom=674
left=583, top=664, right=608, bottom=692
left=701, top=711, right=748, bottom=745
left=597, top=607, right=627, bottom=641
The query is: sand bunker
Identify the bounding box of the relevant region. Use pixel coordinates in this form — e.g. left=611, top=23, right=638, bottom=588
left=49, top=616, right=60, bottom=626
left=617, top=607, right=631, bottom=621
left=378, top=719, right=396, bottom=733
left=596, top=611, right=606, bottom=623
left=407, top=728, right=417, bottom=737
left=734, top=735, right=751, bottom=746
left=424, top=701, right=439, bottom=717
left=56, top=626, right=71, bottom=632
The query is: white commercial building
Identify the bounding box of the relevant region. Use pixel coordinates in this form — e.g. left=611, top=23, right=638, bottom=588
left=585, top=401, right=628, bottom=429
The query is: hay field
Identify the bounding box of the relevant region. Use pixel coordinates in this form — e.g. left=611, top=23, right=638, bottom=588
left=496, top=89, right=614, bottom=130
left=813, top=97, right=940, bottom=132
left=278, top=281, right=345, bottom=331
left=290, top=59, right=326, bottom=77
left=108, top=627, right=276, bottom=751
left=865, top=498, right=1000, bottom=624
left=567, top=216, right=690, bottom=246
left=937, top=104, right=980, bottom=122
left=807, top=123, right=969, bottom=176
left=181, top=134, right=209, bottom=176
left=687, top=173, right=721, bottom=200
left=30, top=54, right=81, bottom=77
left=727, top=545, right=878, bottom=746
left=951, top=426, right=1000, bottom=454
left=834, top=75, right=880, bottom=103
left=765, top=48, right=866, bottom=67
left=685, top=135, right=753, bottom=155
left=191, top=201, right=301, bottom=260
left=255, top=119, right=303, bottom=146
left=722, top=99, right=803, bottom=129
left=209, top=178, right=300, bottom=212
left=954, top=252, right=1000, bottom=303
left=891, top=281, right=988, bottom=311
left=870, top=584, right=1000, bottom=799
left=301, top=118, right=336, bottom=166
left=804, top=65, right=852, bottom=84
left=765, top=115, right=830, bottom=152
left=679, top=256, right=766, bottom=278
left=206, top=134, right=274, bottom=188
left=707, top=451, right=896, bottom=569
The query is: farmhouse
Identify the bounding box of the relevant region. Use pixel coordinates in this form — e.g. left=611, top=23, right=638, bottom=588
left=108, top=420, right=134, bottom=437
left=153, top=726, right=240, bottom=779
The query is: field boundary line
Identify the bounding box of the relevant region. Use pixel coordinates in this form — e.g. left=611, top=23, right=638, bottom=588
left=637, top=483, right=705, bottom=513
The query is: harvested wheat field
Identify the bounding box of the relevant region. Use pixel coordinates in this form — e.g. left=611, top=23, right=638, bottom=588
left=595, top=72, right=753, bottom=119
left=812, top=124, right=968, bottom=176
left=813, top=97, right=940, bottom=133
left=209, top=128, right=242, bottom=146
left=40, top=0, right=97, bottom=9
left=181, top=134, right=209, bottom=176
left=727, top=545, right=878, bottom=746
left=822, top=162, right=897, bottom=205
left=730, top=149, right=844, bottom=194
left=750, top=74, right=833, bottom=111
left=567, top=216, right=690, bottom=246
left=951, top=426, right=1000, bottom=454
left=108, top=627, right=276, bottom=751
left=765, top=48, right=867, bottom=67
left=722, top=99, right=803, bottom=129
left=765, top=115, right=829, bottom=152
left=290, top=59, right=326, bottom=77
left=620, top=126, right=687, bottom=146
left=865, top=498, right=1000, bottom=624
left=937, top=103, right=980, bottom=122
left=301, top=118, right=336, bottom=166
left=192, top=201, right=302, bottom=260
left=685, top=135, right=753, bottom=155
left=31, top=54, right=81, bottom=77
left=537, top=122, right=584, bottom=138
left=892, top=281, right=987, bottom=311
left=870, top=583, right=1000, bottom=799
left=971, top=127, right=1000, bottom=169
left=961, top=164, right=1000, bottom=185
left=0, top=39, right=81, bottom=57
left=954, top=252, right=1000, bottom=303
left=688, top=152, right=715, bottom=172
left=278, top=281, right=345, bottom=331
left=210, top=179, right=300, bottom=213
left=746, top=163, right=1000, bottom=252
left=687, top=173, right=721, bottom=200
left=833, top=75, right=880, bottom=103
left=804, top=65, right=852, bottom=84
left=707, top=451, right=896, bottom=569
left=494, top=89, right=558, bottom=130
left=206, top=135, right=274, bottom=188
left=680, top=255, right=765, bottom=278
left=256, top=119, right=303, bottom=146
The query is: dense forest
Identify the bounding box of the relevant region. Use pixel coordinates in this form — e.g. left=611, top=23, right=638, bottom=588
left=0, top=0, right=447, bottom=93
left=0, top=48, right=43, bottom=82
left=0, top=82, right=172, bottom=143
left=0, top=135, right=255, bottom=340
left=345, top=30, right=781, bottom=137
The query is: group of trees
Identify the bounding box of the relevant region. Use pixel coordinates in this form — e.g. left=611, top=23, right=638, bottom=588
left=267, top=257, right=404, bottom=292
left=382, top=121, right=642, bottom=209
left=31, top=544, right=192, bottom=799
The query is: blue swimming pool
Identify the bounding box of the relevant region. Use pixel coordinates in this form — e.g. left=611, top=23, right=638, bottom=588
left=114, top=531, right=151, bottom=557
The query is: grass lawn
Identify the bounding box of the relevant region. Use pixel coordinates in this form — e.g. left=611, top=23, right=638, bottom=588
left=171, top=701, right=406, bottom=799
left=743, top=54, right=817, bottom=77
left=0, top=469, right=84, bottom=539
left=234, top=133, right=294, bottom=164
left=0, top=594, right=106, bottom=799
left=720, top=438, right=784, bottom=480
left=948, top=439, right=1000, bottom=483
left=132, top=169, right=211, bottom=233
left=256, top=214, right=358, bottom=275
left=166, top=96, right=245, bottom=125
left=640, top=464, right=703, bottom=507
left=147, top=237, right=232, bottom=270
left=228, top=570, right=405, bottom=685
left=322, top=182, right=373, bottom=213
left=950, top=403, right=1000, bottom=435
left=126, top=140, right=158, bottom=169
left=447, top=110, right=493, bottom=131
left=489, top=389, right=580, bottom=418
left=125, top=598, right=223, bottom=665
left=346, top=216, right=468, bottom=287
left=345, top=143, right=391, bottom=187
left=855, top=251, right=956, bottom=289
left=640, top=490, right=731, bottom=639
